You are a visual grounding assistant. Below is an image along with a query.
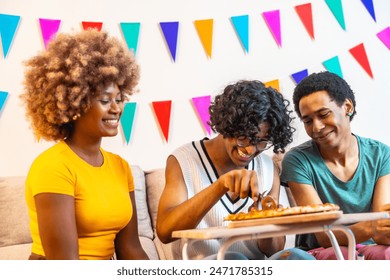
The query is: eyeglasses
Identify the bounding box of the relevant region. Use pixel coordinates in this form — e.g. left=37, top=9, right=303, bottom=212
left=236, top=136, right=273, bottom=151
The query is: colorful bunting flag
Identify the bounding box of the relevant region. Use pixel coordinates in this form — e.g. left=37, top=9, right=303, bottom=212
left=294, top=3, right=314, bottom=39
left=377, top=27, right=390, bottom=50
left=120, top=102, right=137, bottom=144
left=120, top=22, right=141, bottom=56
left=262, top=10, right=282, bottom=47
left=349, top=43, right=373, bottom=78
left=231, top=15, right=249, bottom=53
left=0, top=14, right=21, bottom=58
left=360, top=0, right=376, bottom=22
left=39, top=18, right=61, bottom=49
left=81, top=21, right=103, bottom=31
left=0, top=91, right=8, bottom=114
left=264, top=79, right=280, bottom=92
left=160, top=22, right=179, bottom=62
left=323, top=56, right=343, bottom=78
left=152, top=100, right=172, bottom=142
left=194, top=19, right=214, bottom=58
left=192, top=95, right=211, bottom=135
left=325, top=0, right=346, bottom=30
left=291, top=69, right=308, bottom=85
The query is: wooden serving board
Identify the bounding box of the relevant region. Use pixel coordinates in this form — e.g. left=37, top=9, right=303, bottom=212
left=227, top=210, right=343, bottom=228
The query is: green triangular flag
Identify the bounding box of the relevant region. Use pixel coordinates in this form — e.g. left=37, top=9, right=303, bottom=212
left=325, top=0, right=346, bottom=30
left=323, top=56, right=343, bottom=78
left=120, top=102, right=137, bottom=144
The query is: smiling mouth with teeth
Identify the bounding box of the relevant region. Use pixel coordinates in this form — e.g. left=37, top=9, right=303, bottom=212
left=237, top=148, right=251, bottom=158
left=104, top=119, right=118, bottom=124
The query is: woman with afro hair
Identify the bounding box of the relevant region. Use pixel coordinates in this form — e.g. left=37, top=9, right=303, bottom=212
left=20, top=29, right=148, bottom=260
left=157, top=80, right=314, bottom=260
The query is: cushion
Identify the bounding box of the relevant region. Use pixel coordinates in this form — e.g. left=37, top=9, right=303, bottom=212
left=130, top=165, right=153, bottom=240
left=144, top=168, right=165, bottom=229
left=0, top=176, right=32, bottom=247
left=0, top=243, right=31, bottom=260
left=145, top=168, right=177, bottom=259
left=139, top=236, right=159, bottom=260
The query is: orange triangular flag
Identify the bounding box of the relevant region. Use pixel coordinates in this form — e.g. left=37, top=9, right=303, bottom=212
left=265, top=79, right=280, bottom=92
left=152, top=100, right=172, bottom=142
left=194, top=19, right=213, bottom=58
left=349, top=43, right=373, bottom=78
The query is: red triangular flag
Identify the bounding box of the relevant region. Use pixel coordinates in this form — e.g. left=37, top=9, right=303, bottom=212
left=82, top=21, right=103, bottom=31
left=152, top=100, right=172, bottom=142
left=349, top=43, right=373, bottom=78
left=295, top=3, right=314, bottom=39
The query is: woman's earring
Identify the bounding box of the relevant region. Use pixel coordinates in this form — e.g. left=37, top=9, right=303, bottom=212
left=347, top=112, right=353, bottom=117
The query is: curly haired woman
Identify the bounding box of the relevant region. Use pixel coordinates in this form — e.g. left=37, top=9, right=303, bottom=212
left=20, top=29, right=149, bottom=260
left=156, top=80, right=314, bottom=260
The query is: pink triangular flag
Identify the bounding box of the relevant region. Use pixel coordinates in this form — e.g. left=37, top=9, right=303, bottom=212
left=262, top=10, right=282, bottom=47
left=349, top=43, right=373, bottom=78
left=152, top=100, right=172, bottom=142
left=377, top=27, right=390, bottom=50
left=192, top=95, right=211, bottom=135
left=39, top=18, right=61, bottom=49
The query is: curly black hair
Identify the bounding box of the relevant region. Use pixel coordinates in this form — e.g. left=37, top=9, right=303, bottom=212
left=293, top=71, right=357, bottom=120
left=208, top=80, right=295, bottom=153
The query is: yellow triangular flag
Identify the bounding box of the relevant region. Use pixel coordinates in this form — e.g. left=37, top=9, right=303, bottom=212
left=194, top=19, right=213, bottom=58
left=265, top=79, right=280, bottom=93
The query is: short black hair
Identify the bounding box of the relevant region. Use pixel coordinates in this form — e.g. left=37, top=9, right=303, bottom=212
left=208, top=80, right=295, bottom=153
left=293, top=71, right=357, bottom=120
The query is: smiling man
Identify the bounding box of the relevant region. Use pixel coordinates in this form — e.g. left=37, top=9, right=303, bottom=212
left=281, top=71, right=390, bottom=260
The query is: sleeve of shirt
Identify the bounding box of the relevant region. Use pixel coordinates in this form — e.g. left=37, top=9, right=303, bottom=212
left=26, top=156, right=75, bottom=197
left=378, top=142, right=390, bottom=178
left=124, top=160, right=135, bottom=193
left=280, top=149, right=314, bottom=187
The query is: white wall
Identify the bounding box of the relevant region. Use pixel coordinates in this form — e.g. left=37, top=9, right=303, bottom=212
left=1, top=0, right=389, bottom=176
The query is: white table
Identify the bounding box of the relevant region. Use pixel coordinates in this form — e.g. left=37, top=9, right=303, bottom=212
left=172, top=212, right=390, bottom=260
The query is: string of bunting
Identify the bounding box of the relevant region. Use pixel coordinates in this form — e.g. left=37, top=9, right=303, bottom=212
left=0, top=0, right=389, bottom=143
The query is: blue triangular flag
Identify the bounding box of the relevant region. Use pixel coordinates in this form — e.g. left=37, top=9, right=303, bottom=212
left=323, top=56, right=343, bottom=78
left=231, top=15, right=249, bottom=53
left=0, top=91, right=9, bottom=113
left=291, top=69, right=308, bottom=84
left=160, top=22, right=179, bottom=62
left=0, top=14, right=21, bottom=58
left=360, top=0, right=376, bottom=22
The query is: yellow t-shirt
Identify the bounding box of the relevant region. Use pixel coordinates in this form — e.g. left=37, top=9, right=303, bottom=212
left=25, top=141, right=134, bottom=260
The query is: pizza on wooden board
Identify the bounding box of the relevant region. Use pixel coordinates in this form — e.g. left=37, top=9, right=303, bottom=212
left=224, top=203, right=340, bottom=221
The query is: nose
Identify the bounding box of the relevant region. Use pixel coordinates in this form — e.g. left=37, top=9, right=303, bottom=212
left=244, top=145, right=258, bottom=154
left=312, top=118, right=324, bottom=133
left=109, top=100, right=122, bottom=114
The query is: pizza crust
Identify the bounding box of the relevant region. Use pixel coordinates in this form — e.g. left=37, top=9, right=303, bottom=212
left=224, top=203, right=340, bottom=221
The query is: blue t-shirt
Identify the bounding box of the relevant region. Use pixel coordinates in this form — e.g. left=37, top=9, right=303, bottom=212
left=281, top=134, right=390, bottom=250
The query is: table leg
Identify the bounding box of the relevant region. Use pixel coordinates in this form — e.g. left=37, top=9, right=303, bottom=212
left=324, top=229, right=344, bottom=260
left=331, top=225, right=356, bottom=260
left=181, top=238, right=190, bottom=260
